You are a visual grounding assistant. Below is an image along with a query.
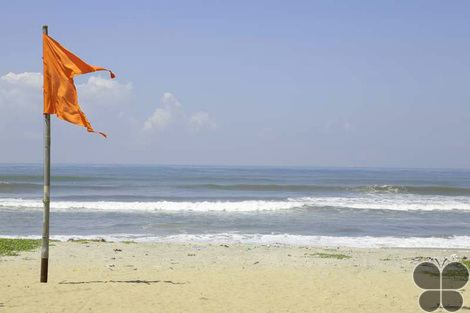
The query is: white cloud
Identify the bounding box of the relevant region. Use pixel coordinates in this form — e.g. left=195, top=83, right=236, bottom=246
left=0, top=72, right=132, bottom=110
left=0, top=72, right=42, bottom=112
left=77, top=76, right=133, bottom=105
left=0, top=71, right=138, bottom=162
left=0, top=71, right=134, bottom=137
left=0, top=72, right=43, bottom=138
left=189, top=111, right=217, bottom=131
left=144, top=107, right=172, bottom=130
left=144, top=93, right=217, bottom=134
left=144, top=92, right=182, bottom=131
left=1, top=72, right=42, bottom=89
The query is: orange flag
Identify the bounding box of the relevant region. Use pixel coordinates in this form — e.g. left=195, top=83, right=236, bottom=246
left=43, top=34, right=115, bottom=137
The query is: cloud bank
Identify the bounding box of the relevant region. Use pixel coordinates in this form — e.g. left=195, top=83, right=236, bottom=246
left=0, top=72, right=132, bottom=111
left=0, top=72, right=133, bottom=136
left=0, top=72, right=217, bottom=158
left=1, top=72, right=42, bottom=88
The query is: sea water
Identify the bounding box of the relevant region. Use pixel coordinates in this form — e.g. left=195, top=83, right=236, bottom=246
left=1, top=164, right=470, bottom=248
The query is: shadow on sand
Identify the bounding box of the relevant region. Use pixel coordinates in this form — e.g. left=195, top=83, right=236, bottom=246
left=59, top=279, right=186, bottom=285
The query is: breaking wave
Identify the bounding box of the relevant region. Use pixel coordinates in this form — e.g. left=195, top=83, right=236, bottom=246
left=1, top=194, right=470, bottom=212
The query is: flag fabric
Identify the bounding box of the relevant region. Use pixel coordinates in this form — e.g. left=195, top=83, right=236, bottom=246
left=43, top=34, right=115, bottom=137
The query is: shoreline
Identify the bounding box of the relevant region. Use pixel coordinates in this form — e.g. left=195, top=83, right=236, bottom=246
left=1, top=241, right=470, bottom=312
left=1, top=233, right=470, bottom=249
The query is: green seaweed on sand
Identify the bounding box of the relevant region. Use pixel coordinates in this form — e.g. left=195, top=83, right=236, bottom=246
left=307, top=252, right=351, bottom=260
left=0, top=238, right=41, bottom=256
left=122, top=241, right=136, bottom=244
left=462, top=260, right=470, bottom=269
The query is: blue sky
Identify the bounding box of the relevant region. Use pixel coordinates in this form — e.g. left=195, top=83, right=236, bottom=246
left=0, top=1, right=470, bottom=167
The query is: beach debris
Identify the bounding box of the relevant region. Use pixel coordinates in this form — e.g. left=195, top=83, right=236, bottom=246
left=450, top=254, right=459, bottom=261
left=253, top=261, right=260, bottom=265
left=67, top=238, right=106, bottom=243
left=220, top=244, right=229, bottom=248
left=113, top=249, right=122, bottom=252
left=187, top=253, right=196, bottom=256
left=407, top=256, right=427, bottom=263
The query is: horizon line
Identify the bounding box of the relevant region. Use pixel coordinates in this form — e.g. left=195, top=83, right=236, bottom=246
left=1, top=162, right=470, bottom=171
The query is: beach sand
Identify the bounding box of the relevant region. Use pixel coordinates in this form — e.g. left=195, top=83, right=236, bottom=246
left=0, top=241, right=469, bottom=312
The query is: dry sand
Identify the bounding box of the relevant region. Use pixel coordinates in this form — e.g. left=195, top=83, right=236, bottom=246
left=0, top=241, right=469, bottom=312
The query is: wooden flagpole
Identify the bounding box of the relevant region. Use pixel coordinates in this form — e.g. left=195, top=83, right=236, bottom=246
left=40, top=24, right=51, bottom=283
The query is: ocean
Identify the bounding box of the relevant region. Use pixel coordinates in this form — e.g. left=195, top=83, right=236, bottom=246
left=1, top=164, right=470, bottom=248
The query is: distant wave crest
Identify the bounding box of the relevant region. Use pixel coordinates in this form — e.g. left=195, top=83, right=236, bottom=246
left=180, top=183, right=470, bottom=196
left=355, top=184, right=470, bottom=196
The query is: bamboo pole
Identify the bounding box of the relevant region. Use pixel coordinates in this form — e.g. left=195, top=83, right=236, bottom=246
left=40, top=24, right=51, bottom=283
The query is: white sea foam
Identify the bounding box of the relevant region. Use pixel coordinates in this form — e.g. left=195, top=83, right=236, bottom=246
left=4, top=233, right=470, bottom=248
left=0, top=198, right=309, bottom=212
left=1, top=195, right=470, bottom=212
left=294, top=195, right=470, bottom=211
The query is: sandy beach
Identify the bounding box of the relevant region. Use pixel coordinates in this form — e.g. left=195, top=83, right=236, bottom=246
left=0, top=241, right=468, bottom=312
left=2, top=0, right=470, bottom=311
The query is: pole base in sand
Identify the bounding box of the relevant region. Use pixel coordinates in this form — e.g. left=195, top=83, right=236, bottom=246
left=40, top=258, right=48, bottom=283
